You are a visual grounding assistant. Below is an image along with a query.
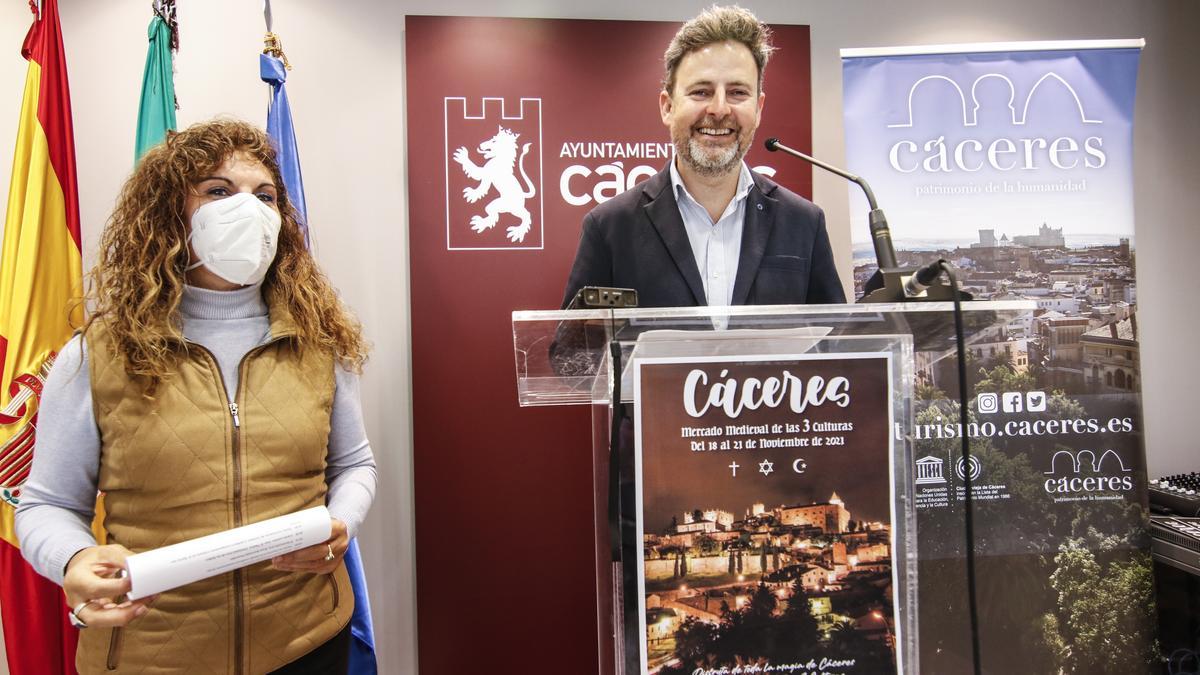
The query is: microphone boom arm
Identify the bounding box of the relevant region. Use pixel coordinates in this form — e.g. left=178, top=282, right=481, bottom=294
left=765, top=138, right=897, bottom=269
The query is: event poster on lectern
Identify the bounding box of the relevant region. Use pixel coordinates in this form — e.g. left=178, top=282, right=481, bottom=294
left=633, top=353, right=898, bottom=675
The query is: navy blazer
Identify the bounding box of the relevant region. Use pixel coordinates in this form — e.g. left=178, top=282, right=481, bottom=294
left=560, top=165, right=846, bottom=309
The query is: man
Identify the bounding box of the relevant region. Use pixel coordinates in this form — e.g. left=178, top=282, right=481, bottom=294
left=561, top=5, right=845, bottom=309
left=557, top=10, right=846, bottom=673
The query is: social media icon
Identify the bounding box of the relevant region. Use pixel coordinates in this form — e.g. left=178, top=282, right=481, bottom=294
left=1002, top=392, right=1024, bottom=413
left=1026, top=391, right=1047, bottom=412
left=976, top=393, right=999, bottom=414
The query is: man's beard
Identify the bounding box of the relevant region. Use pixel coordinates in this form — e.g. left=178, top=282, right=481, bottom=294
left=674, top=123, right=751, bottom=178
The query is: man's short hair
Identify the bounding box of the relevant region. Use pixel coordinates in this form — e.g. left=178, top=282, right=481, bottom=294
left=662, top=5, right=775, bottom=95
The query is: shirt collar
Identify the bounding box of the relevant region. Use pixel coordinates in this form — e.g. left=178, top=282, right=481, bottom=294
left=670, top=159, right=755, bottom=210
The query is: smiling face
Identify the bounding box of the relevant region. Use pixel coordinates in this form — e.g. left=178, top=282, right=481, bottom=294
left=660, top=40, right=765, bottom=180
left=183, top=151, right=280, bottom=290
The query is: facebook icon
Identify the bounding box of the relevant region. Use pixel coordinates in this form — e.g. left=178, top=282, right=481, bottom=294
left=1002, top=392, right=1024, bottom=413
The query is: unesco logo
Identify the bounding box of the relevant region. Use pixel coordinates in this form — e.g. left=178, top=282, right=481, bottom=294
left=976, top=391, right=1046, bottom=414
left=956, top=455, right=982, bottom=481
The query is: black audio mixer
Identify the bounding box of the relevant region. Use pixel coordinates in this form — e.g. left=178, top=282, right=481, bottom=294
left=1151, top=477, right=1200, bottom=669
left=1151, top=473, right=1200, bottom=576
left=1149, top=472, right=1200, bottom=517
left=1151, top=515, right=1200, bottom=575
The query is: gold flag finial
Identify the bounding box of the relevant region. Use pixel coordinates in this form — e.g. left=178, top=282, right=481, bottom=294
left=263, top=32, right=291, bottom=70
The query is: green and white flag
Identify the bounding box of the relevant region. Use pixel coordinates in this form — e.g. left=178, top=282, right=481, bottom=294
left=135, top=6, right=176, bottom=161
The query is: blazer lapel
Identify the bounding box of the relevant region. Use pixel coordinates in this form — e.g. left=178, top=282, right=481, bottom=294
left=731, top=177, right=778, bottom=305
left=642, top=169, right=707, bottom=305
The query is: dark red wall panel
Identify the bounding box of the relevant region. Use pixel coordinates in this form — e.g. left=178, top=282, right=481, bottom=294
left=406, top=16, right=812, bottom=672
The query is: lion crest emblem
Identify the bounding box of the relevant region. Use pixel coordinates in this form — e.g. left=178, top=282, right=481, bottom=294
left=453, top=126, right=536, bottom=243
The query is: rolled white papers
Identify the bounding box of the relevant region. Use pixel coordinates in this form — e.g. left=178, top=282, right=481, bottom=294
left=124, top=506, right=332, bottom=600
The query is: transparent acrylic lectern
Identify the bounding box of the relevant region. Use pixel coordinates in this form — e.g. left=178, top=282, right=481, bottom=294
left=514, top=301, right=1050, bottom=675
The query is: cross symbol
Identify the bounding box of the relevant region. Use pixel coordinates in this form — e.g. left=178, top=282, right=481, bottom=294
left=729, top=461, right=740, bottom=477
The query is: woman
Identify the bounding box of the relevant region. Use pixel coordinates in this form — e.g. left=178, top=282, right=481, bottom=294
left=15, top=119, right=376, bottom=674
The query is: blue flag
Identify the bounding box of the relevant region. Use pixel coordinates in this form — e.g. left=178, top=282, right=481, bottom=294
left=261, top=51, right=377, bottom=673
left=260, top=53, right=310, bottom=246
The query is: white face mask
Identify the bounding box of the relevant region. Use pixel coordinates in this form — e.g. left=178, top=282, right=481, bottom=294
left=187, top=192, right=282, bottom=286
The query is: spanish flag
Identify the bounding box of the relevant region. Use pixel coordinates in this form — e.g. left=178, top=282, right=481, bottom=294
left=0, top=1, right=84, bottom=672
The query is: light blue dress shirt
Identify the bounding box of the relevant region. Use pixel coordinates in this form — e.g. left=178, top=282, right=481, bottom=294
left=669, top=160, right=755, bottom=306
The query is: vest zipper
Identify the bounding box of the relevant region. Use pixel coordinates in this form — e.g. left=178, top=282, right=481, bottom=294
left=230, top=395, right=245, bottom=675
left=187, top=340, right=279, bottom=675
left=105, top=627, right=124, bottom=670
left=229, top=344, right=274, bottom=675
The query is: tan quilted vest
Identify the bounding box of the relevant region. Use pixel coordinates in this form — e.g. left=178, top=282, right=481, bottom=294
left=78, top=302, right=353, bottom=674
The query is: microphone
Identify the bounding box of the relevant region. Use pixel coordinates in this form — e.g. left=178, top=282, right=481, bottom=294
left=903, top=259, right=947, bottom=297
left=765, top=138, right=897, bottom=269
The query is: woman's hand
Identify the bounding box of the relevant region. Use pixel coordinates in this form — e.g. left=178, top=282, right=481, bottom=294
left=272, top=518, right=347, bottom=575
left=63, top=545, right=155, bottom=628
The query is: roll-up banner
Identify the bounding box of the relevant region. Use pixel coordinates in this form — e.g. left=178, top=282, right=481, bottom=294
left=842, top=39, right=1143, bottom=300
left=843, top=41, right=1158, bottom=674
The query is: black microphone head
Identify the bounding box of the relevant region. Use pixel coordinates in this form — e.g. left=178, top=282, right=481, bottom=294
left=764, top=138, right=780, bottom=151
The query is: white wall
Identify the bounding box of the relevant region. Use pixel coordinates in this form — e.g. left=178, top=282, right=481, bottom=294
left=1, top=1, right=1196, bottom=673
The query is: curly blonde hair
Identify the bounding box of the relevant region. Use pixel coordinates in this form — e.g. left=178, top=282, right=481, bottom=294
left=83, top=118, right=368, bottom=391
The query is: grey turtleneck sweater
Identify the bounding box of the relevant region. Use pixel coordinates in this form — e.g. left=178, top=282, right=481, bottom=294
left=15, top=284, right=377, bottom=584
